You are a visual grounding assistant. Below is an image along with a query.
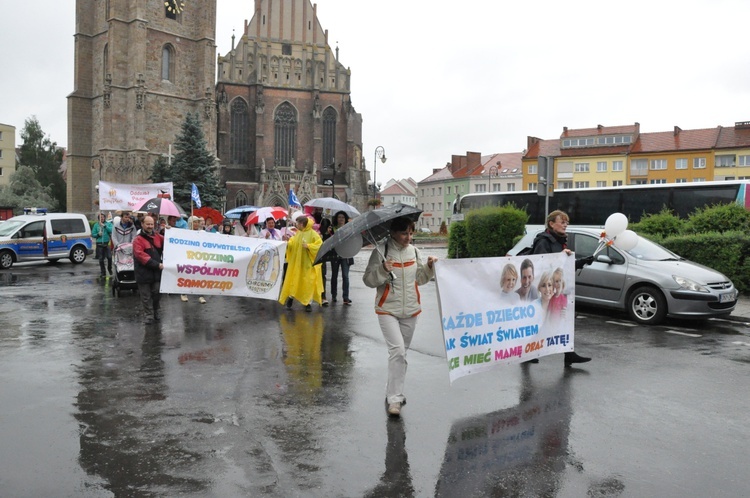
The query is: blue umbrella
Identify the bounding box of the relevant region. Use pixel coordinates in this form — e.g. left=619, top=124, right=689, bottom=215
left=224, top=205, right=259, bottom=219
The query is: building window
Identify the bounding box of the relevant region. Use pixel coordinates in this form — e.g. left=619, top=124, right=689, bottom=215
left=631, top=159, right=648, bottom=176
left=575, top=181, right=589, bottom=189
left=447, top=186, right=451, bottom=194
left=559, top=181, right=573, bottom=189
left=739, top=155, right=750, bottom=167
left=438, top=202, right=442, bottom=211
left=507, top=183, right=515, bottom=192
left=693, top=157, right=706, bottom=169
left=675, top=158, right=688, bottom=170
left=0, top=131, right=3, bottom=140
left=528, top=182, right=537, bottom=190
left=438, top=187, right=442, bottom=195
left=528, top=164, right=537, bottom=174
left=432, top=188, right=435, bottom=196
left=282, top=44, right=292, bottom=56
left=596, top=181, right=607, bottom=187
left=597, top=161, right=607, bottom=172
left=612, top=180, right=623, bottom=186
left=574, top=162, right=590, bottom=172
left=650, top=179, right=667, bottom=184
left=475, top=184, right=486, bottom=193
left=274, top=102, right=297, bottom=167
left=322, top=107, right=337, bottom=167
left=161, top=44, right=175, bottom=81
left=230, top=99, right=249, bottom=164
left=676, top=178, right=687, bottom=183
left=492, top=183, right=501, bottom=192
left=0, top=167, right=3, bottom=176
left=632, top=179, right=647, bottom=185
left=650, top=159, right=667, bottom=170
left=715, top=155, right=736, bottom=167
left=612, top=160, right=623, bottom=172
left=693, top=177, right=706, bottom=182
left=235, top=190, right=248, bottom=207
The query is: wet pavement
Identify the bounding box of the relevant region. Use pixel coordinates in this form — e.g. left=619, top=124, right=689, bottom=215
left=1, top=246, right=749, bottom=497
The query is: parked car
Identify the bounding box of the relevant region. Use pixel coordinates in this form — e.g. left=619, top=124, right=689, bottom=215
left=508, top=227, right=737, bottom=325
left=0, top=212, right=94, bottom=269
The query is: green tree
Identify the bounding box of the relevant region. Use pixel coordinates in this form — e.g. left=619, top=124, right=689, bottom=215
left=149, top=155, right=172, bottom=183
left=168, top=112, right=223, bottom=208
left=18, top=116, right=66, bottom=210
left=0, top=165, right=58, bottom=212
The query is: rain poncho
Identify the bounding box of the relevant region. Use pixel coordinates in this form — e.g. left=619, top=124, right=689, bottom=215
left=278, top=218, right=324, bottom=306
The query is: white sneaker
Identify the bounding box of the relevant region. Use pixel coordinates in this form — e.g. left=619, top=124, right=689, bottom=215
left=180, top=295, right=188, bottom=302
left=198, top=297, right=207, bottom=304
left=387, top=403, right=401, bottom=416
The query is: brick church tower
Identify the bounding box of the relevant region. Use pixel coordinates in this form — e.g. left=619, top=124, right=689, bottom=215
left=67, top=0, right=217, bottom=213
left=215, top=0, right=366, bottom=210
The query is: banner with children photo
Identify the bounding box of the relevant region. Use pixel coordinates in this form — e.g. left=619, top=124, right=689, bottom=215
left=161, top=229, right=287, bottom=300
left=434, top=252, right=575, bottom=383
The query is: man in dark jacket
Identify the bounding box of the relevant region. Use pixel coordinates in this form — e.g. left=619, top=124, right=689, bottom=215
left=133, top=215, right=164, bottom=324
left=530, top=209, right=593, bottom=367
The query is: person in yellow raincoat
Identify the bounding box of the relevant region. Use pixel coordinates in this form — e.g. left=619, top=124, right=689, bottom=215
left=278, top=216, right=324, bottom=312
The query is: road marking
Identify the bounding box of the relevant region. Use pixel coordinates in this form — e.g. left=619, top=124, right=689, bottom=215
left=665, top=330, right=702, bottom=338
left=606, top=320, right=638, bottom=327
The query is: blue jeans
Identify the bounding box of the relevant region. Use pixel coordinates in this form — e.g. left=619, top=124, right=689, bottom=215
left=331, top=257, right=350, bottom=300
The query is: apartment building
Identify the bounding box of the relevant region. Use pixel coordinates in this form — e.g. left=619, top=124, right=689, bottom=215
left=0, top=123, right=16, bottom=188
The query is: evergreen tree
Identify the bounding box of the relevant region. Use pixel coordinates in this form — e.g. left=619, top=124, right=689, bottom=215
left=169, top=112, right=223, bottom=208
left=18, top=116, right=66, bottom=210
left=149, top=155, right=172, bottom=183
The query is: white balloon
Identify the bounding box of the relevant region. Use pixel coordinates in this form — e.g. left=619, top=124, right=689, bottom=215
left=604, top=212, right=628, bottom=237
left=335, top=233, right=363, bottom=258
left=613, top=229, right=638, bottom=251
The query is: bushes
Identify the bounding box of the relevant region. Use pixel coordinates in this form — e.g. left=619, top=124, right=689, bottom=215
left=449, top=205, right=527, bottom=258
left=630, top=207, right=684, bottom=237
left=684, top=203, right=750, bottom=234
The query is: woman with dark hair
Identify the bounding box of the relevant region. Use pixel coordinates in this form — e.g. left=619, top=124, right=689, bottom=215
left=330, top=210, right=353, bottom=305
left=318, top=217, right=332, bottom=306
left=363, top=216, right=437, bottom=417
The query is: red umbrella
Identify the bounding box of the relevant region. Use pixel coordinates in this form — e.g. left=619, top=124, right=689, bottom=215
left=193, top=206, right=223, bottom=225
left=244, top=206, right=288, bottom=226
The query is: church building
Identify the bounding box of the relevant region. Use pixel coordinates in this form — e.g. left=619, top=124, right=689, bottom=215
left=215, top=0, right=366, bottom=209
left=66, top=0, right=366, bottom=214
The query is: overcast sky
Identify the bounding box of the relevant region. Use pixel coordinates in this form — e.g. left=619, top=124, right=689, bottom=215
left=4, top=0, right=750, bottom=183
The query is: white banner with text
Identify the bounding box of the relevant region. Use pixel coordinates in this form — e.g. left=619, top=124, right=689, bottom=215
left=161, top=229, right=286, bottom=300
left=435, top=252, right=575, bottom=383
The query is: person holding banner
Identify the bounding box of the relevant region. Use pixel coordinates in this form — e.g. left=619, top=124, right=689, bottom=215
left=133, top=216, right=164, bottom=324
left=531, top=210, right=593, bottom=367
left=363, top=216, right=437, bottom=417
left=279, top=216, right=324, bottom=312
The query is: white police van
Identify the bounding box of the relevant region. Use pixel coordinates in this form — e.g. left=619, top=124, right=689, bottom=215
left=0, top=208, right=94, bottom=269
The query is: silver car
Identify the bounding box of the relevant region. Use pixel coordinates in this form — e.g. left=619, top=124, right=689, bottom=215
left=508, top=227, right=737, bottom=325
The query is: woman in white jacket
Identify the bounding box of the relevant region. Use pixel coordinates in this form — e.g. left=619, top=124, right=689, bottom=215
left=363, top=216, right=437, bottom=417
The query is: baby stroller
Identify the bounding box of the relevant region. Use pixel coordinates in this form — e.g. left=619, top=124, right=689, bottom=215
left=111, top=243, right=137, bottom=297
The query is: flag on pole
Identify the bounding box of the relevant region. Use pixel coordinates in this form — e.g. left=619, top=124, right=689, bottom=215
left=288, top=188, right=301, bottom=208
left=191, top=183, right=202, bottom=208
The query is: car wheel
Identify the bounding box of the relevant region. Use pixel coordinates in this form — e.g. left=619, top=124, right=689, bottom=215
left=0, top=250, right=13, bottom=270
left=627, top=286, right=667, bottom=325
left=70, top=246, right=87, bottom=264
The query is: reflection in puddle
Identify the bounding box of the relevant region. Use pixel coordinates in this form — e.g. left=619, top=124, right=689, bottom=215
left=0, top=273, right=19, bottom=286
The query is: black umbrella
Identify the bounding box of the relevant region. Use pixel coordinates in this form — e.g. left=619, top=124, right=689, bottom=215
left=314, top=203, right=423, bottom=266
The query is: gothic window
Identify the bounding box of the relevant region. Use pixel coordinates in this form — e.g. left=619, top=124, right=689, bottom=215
left=162, top=44, right=175, bottom=82
left=230, top=98, right=249, bottom=164
left=103, top=44, right=108, bottom=82
left=274, top=102, right=297, bottom=167
left=235, top=191, right=248, bottom=208
left=322, top=107, right=337, bottom=167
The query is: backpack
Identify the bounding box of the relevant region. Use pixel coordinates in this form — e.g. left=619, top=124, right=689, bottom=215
left=516, top=232, right=544, bottom=256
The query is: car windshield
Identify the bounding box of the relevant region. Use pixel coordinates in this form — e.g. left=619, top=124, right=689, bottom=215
left=624, top=236, right=680, bottom=261
left=0, top=220, right=25, bottom=236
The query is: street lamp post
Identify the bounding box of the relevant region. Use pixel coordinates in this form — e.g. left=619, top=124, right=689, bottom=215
left=373, top=146, right=387, bottom=199
left=488, top=164, right=499, bottom=192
